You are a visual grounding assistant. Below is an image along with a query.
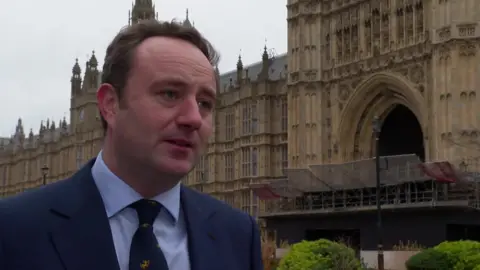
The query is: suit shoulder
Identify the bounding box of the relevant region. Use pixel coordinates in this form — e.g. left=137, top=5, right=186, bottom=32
left=0, top=176, right=73, bottom=221
left=184, top=186, right=255, bottom=225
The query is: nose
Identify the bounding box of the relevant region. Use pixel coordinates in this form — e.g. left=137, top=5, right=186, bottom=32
left=176, top=97, right=202, bottom=131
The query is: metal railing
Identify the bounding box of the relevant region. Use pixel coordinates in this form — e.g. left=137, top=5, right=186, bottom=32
left=252, top=155, right=480, bottom=217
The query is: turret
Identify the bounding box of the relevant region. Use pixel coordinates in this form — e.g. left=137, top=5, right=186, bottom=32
left=71, top=58, right=82, bottom=96
left=82, top=51, right=99, bottom=92
left=129, top=0, right=156, bottom=24
left=38, top=121, right=45, bottom=140
left=236, top=54, right=243, bottom=85
left=60, top=117, right=68, bottom=136
left=50, top=120, right=56, bottom=131
left=14, top=118, right=25, bottom=146
left=258, top=45, right=271, bottom=80
left=28, top=129, right=34, bottom=144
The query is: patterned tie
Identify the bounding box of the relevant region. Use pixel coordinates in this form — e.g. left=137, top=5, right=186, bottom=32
left=129, top=199, right=169, bottom=270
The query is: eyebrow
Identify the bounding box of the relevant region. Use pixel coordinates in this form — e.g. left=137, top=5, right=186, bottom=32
left=150, top=78, right=216, bottom=98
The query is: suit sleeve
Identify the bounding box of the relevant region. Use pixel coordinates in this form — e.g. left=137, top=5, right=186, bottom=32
left=249, top=216, right=264, bottom=270
left=0, top=236, right=5, bottom=270
left=0, top=206, right=7, bottom=270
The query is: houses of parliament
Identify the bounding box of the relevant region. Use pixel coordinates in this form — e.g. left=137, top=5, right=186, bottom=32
left=2, top=0, right=480, bottom=218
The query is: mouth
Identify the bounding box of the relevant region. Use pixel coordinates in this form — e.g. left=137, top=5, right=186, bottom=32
left=165, top=139, right=194, bottom=148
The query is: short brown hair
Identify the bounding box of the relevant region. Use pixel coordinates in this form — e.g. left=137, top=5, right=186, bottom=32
left=100, top=19, right=220, bottom=131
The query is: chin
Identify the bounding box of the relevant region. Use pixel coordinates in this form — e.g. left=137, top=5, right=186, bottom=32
left=156, top=158, right=193, bottom=176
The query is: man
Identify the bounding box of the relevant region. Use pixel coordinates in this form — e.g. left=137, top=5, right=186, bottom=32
left=0, top=20, right=263, bottom=270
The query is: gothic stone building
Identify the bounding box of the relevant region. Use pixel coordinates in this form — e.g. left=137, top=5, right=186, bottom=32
left=0, top=1, right=288, bottom=218
left=263, top=0, right=480, bottom=255
left=1, top=0, right=480, bottom=224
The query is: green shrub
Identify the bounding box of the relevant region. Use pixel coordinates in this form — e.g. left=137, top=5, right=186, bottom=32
left=435, top=240, right=480, bottom=270
left=277, top=239, right=363, bottom=270
left=405, top=248, right=452, bottom=270
left=406, top=240, right=480, bottom=270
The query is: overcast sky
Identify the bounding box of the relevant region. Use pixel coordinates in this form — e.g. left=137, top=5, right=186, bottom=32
left=0, top=0, right=287, bottom=137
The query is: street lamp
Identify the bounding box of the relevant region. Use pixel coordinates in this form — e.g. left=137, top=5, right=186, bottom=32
left=41, top=164, right=49, bottom=186
left=373, top=116, right=384, bottom=270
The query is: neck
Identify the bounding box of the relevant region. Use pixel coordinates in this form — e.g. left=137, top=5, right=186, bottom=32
left=101, top=138, right=180, bottom=198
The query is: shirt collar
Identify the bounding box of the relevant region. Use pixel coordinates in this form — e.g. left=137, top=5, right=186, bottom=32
left=91, top=151, right=181, bottom=223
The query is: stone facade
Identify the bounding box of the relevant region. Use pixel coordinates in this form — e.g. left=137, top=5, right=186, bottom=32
left=2, top=0, right=480, bottom=218
left=285, top=0, right=480, bottom=167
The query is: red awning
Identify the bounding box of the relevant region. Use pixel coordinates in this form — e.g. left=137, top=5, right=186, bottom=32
left=252, top=184, right=282, bottom=200
left=418, top=161, right=458, bottom=183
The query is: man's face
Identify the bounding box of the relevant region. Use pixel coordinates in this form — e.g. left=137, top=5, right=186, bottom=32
left=104, top=37, right=216, bottom=177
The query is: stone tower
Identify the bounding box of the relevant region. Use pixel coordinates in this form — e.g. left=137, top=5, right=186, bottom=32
left=129, top=0, right=156, bottom=24
left=431, top=0, right=480, bottom=163
left=69, top=52, right=101, bottom=133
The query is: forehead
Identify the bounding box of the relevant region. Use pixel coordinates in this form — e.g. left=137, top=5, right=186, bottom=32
left=132, top=36, right=216, bottom=87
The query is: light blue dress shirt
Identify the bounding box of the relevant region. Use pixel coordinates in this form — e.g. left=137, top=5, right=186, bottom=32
left=91, top=152, right=191, bottom=270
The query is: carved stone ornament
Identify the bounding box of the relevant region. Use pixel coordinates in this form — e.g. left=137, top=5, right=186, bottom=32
left=338, top=84, right=351, bottom=101
left=351, top=78, right=362, bottom=90
left=459, top=43, right=476, bottom=57
left=409, top=64, right=424, bottom=84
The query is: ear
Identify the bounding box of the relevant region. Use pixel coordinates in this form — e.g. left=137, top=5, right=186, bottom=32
left=97, top=83, right=119, bottom=129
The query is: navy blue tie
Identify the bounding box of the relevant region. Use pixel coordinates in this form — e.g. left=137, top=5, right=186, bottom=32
left=129, top=199, right=169, bottom=270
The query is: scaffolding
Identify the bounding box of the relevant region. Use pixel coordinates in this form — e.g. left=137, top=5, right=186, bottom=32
left=252, top=154, right=480, bottom=217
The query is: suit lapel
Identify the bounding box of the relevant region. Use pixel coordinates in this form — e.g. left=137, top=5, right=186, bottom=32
left=49, top=159, right=119, bottom=270
left=181, top=186, right=224, bottom=270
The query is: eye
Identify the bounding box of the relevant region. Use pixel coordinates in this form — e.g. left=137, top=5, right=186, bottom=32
left=160, top=90, right=178, bottom=100
left=198, top=100, right=214, bottom=111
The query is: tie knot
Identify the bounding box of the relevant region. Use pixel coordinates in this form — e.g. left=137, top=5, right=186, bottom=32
left=130, top=199, right=162, bottom=226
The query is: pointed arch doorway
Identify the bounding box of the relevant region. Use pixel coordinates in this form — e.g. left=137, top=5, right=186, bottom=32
left=337, top=72, right=427, bottom=161
left=378, top=104, right=425, bottom=161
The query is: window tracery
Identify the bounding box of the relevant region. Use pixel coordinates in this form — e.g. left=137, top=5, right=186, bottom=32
left=336, top=15, right=343, bottom=63
left=396, top=0, right=405, bottom=45
left=405, top=0, right=414, bottom=43
left=381, top=0, right=390, bottom=50
left=351, top=8, right=359, bottom=60
left=415, top=0, right=424, bottom=41
left=364, top=2, right=372, bottom=56
left=343, top=12, right=350, bottom=61
left=372, top=2, right=381, bottom=55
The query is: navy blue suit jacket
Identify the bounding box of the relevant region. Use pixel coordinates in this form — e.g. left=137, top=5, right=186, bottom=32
left=0, top=159, right=263, bottom=270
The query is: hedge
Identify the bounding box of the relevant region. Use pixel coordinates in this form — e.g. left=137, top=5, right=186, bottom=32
left=405, top=248, right=452, bottom=270
left=406, top=240, right=480, bottom=270
left=277, top=239, right=363, bottom=270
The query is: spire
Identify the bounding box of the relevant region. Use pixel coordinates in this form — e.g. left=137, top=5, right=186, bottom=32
left=236, top=52, right=243, bottom=85
left=39, top=120, right=45, bottom=138
left=15, top=118, right=24, bottom=135
left=89, top=51, right=98, bottom=69
left=183, top=8, right=193, bottom=28
left=60, top=116, right=68, bottom=135
left=14, top=118, right=25, bottom=144
left=236, top=53, right=243, bottom=71
left=258, top=43, right=271, bottom=81
left=72, top=58, right=81, bottom=75
left=50, top=120, right=56, bottom=130
left=130, top=0, right=156, bottom=24
left=262, top=44, right=269, bottom=62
